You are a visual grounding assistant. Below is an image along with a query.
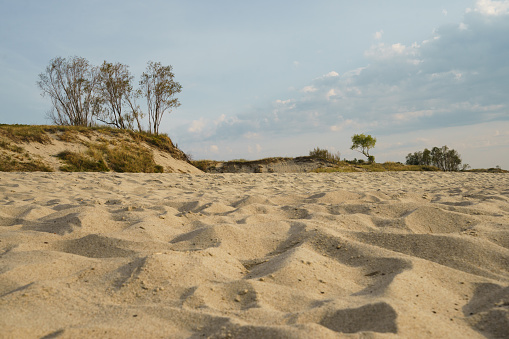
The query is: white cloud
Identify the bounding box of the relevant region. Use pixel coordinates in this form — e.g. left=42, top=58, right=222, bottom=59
left=188, top=118, right=206, bottom=133
left=209, top=145, right=219, bottom=153
left=302, top=85, right=317, bottom=93
left=324, top=71, right=339, bottom=77
left=326, top=88, right=338, bottom=101
left=374, top=30, right=383, bottom=40
left=391, top=43, right=405, bottom=54
left=275, top=99, right=292, bottom=105
left=364, top=42, right=418, bottom=60
left=442, top=9, right=448, bottom=16
left=474, top=0, right=509, bottom=16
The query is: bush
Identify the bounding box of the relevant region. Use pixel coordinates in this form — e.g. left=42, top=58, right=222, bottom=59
left=309, top=147, right=341, bottom=162
left=57, top=150, right=110, bottom=172
left=57, top=141, right=163, bottom=173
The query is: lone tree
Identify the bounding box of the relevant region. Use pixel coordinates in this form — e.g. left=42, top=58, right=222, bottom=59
left=140, top=61, right=182, bottom=135
left=351, top=133, right=376, bottom=163
left=96, top=61, right=143, bottom=131
left=37, top=56, right=101, bottom=126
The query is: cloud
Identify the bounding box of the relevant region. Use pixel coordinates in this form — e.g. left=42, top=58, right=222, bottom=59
left=188, top=118, right=206, bottom=133
left=275, top=99, right=292, bottom=105
left=177, top=6, right=509, bottom=168
left=302, top=85, right=317, bottom=93
left=209, top=145, right=219, bottom=153
left=214, top=114, right=226, bottom=125
left=364, top=42, right=419, bottom=61
left=374, top=30, right=384, bottom=40
left=323, top=71, right=339, bottom=77
left=326, top=89, right=339, bottom=101
left=473, top=0, right=509, bottom=16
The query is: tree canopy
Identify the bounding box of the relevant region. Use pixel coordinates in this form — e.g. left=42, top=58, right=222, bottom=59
left=350, top=134, right=376, bottom=163
left=38, top=56, right=180, bottom=134
left=140, top=62, right=182, bottom=135
left=406, top=145, right=467, bottom=171
left=37, top=56, right=101, bottom=126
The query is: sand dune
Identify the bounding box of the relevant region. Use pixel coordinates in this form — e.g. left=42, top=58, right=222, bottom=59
left=1, top=172, right=508, bottom=338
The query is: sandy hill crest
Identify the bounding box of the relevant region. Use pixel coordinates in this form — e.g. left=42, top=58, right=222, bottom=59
left=0, top=125, right=201, bottom=173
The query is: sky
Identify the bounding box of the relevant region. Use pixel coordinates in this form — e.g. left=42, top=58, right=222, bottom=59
left=1, top=0, right=508, bottom=169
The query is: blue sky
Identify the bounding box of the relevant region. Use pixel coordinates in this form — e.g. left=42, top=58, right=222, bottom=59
left=1, top=0, right=508, bottom=169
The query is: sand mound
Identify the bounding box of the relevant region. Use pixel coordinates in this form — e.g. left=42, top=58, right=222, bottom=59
left=1, top=172, right=508, bottom=338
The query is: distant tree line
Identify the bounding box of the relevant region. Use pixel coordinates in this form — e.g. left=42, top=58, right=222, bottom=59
left=406, top=145, right=469, bottom=171
left=37, top=56, right=182, bottom=135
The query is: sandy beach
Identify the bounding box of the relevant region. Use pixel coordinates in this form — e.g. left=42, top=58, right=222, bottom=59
left=1, top=172, right=508, bottom=338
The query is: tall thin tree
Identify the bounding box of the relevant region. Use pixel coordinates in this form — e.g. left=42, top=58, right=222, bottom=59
left=97, top=61, right=143, bottom=130
left=139, top=61, right=182, bottom=135
left=37, top=56, right=101, bottom=126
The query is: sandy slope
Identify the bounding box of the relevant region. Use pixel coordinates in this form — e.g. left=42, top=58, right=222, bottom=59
left=0, top=127, right=201, bottom=174
left=0, top=172, right=508, bottom=338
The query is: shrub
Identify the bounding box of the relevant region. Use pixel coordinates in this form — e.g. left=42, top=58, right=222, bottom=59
left=57, top=150, right=109, bottom=172
left=309, top=147, right=341, bottom=162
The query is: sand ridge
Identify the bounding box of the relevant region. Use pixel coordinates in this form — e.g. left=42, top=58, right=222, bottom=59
left=0, top=172, right=508, bottom=338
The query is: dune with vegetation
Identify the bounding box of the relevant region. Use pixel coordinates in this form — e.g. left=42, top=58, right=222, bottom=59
left=0, top=125, right=200, bottom=174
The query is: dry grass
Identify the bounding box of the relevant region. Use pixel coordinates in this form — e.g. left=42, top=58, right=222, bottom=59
left=0, top=125, right=52, bottom=144
left=309, top=147, right=341, bottom=162
left=0, top=152, right=53, bottom=172
left=57, top=141, right=164, bottom=173
left=0, top=140, right=25, bottom=153
left=314, top=161, right=440, bottom=173
left=0, top=124, right=188, bottom=173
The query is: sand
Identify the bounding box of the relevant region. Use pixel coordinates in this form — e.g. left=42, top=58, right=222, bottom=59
left=0, top=172, right=508, bottom=338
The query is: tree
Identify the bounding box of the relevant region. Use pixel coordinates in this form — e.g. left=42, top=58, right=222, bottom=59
left=351, top=134, right=376, bottom=163
left=140, top=61, right=182, bottom=135
left=96, top=61, right=143, bottom=131
left=37, top=56, right=101, bottom=126
left=406, top=145, right=463, bottom=171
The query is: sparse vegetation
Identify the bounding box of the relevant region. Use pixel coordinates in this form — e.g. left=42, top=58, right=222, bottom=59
left=57, top=141, right=165, bottom=173
left=314, top=161, right=440, bottom=173
left=191, top=160, right=221, bottom=172
left=309, top=147, right=341, bottom=162
left=0, top=152, right=53, bottom=172
left=0, top=140, right=24, bottom=153
left=0, top=125, right=52, bottom=144
left=0, top=124, right=192, bottom=172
